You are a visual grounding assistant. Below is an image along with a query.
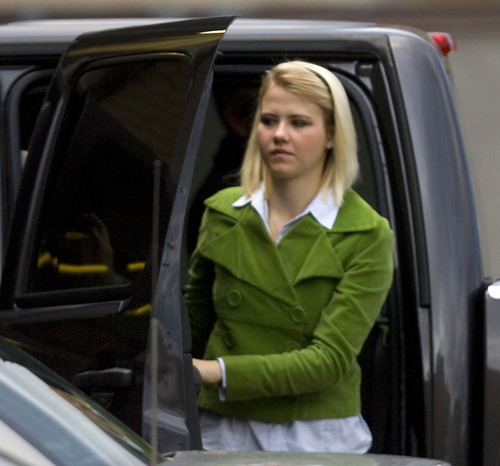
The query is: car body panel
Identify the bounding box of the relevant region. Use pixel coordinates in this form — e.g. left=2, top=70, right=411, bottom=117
left=389, top=32, right=484, bottom=464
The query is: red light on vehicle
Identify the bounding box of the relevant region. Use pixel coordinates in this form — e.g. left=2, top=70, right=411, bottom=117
left=428, top=32, right=457, bottom=56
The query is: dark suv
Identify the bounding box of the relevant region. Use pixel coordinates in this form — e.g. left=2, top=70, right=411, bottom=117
left=0, top=16, right=495, bottom=466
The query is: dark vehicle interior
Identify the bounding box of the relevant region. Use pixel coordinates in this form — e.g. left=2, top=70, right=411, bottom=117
left=1, top=57, right=405, bottom=455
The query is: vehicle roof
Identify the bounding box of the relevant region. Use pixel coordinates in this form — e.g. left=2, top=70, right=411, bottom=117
left=0, top=17, right=422, bottom=58
left=0, top=17, right=376, bottom=39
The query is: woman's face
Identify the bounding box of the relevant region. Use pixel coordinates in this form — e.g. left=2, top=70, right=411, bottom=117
left=257, top=84, right=334, bottom=185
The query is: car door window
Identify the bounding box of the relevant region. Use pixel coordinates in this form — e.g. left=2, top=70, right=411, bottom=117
left=24, top=57, right=190, bottom=300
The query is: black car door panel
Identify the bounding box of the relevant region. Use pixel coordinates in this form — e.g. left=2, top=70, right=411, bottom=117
left=0, top=16, right=234, bottom=449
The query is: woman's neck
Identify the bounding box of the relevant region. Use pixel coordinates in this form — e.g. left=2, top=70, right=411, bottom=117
left=266, top=178, right=320, bottom=241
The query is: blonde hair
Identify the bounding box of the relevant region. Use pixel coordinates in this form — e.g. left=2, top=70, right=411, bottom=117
left=240, top=60, right=358, bottom=205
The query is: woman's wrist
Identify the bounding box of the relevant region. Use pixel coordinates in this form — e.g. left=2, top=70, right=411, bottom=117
left=193, top=358, right=223, bottom=385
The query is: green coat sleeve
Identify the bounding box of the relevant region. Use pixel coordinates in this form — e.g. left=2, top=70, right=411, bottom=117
left=185, top=187, right=244, bottom=359
left=184, top=210, right=217, bottom=359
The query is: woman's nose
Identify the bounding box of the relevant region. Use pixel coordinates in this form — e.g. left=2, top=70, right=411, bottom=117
left=273, top=121, right=288, bottom=141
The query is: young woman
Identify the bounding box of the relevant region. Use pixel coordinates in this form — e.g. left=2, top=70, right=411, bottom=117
left=185, top=60, right=394, bottom=453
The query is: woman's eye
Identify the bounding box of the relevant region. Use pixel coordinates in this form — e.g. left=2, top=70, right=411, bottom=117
left=292, top=119, right=309, bottom=128
left=260, top=116, right=276, bottom=127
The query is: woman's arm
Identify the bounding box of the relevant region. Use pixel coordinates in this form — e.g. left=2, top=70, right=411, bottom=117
left=184, top=253, right=216, bottom=359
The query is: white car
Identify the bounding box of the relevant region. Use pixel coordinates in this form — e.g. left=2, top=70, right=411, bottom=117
left=0, top=337, right=164, bottom=465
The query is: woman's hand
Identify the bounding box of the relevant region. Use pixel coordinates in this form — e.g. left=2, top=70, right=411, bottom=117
left=193, top=358, right=222, bottom=385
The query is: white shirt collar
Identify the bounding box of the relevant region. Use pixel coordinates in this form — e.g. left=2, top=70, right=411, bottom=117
left=233, top=184, right=339, bottom=238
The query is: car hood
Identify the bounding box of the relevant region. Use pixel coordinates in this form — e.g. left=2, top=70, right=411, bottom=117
left=166, top=450, right=450, bottom=465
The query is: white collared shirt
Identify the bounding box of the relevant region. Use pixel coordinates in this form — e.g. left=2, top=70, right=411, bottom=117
left=232, top=184, right=339, bottom=243
left=206, top=186, right=372, bottom=453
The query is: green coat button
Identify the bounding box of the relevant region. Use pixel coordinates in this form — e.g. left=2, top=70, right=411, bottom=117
left=224, top=330, right=236, bottom=348
left=291, top=306, right=305, bottom=323
left=228, top=289, right=242, bottom=306
left=287, top=341, right=302, bottom=352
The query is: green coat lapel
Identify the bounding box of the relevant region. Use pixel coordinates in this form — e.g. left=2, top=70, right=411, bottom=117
left=199, top=205, right=296, bottom=305
left=199, top=188, right=360, bottom=303
left=276, top=215, right=344, bottom=285
left=332, top=189, right=380, bottom=233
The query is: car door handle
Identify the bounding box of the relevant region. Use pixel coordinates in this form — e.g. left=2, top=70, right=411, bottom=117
left=73, top=367, right=132, bottom=389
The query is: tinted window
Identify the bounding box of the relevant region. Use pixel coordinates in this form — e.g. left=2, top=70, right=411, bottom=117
left=24, top=57, right=191, bottom=299
left=0, top=71, right=52, bottom=270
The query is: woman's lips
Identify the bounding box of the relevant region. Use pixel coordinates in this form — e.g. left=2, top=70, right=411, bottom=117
left=272, top=148, right=292, bottom=156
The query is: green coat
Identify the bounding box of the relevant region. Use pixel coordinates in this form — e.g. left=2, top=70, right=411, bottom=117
left=185, top=186, right=394, bottom=423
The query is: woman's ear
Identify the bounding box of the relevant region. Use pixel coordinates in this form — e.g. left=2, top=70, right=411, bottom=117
left=326, top=128, right=335, bottom=150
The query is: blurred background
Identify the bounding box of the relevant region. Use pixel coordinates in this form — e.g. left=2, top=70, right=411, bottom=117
left=0, top=0, right=499, bottom=280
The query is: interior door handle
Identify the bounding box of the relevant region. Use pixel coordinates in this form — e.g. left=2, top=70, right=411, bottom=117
left=73, top=367, right=132, bottom=389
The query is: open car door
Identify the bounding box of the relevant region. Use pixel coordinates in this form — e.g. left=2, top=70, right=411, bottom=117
left=0, top=16, right=234, bottom=453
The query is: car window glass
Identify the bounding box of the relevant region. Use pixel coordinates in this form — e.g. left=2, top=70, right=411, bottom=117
left=0, top=71, right=52, bottom=250
left=25, top=57, right=191, bottom=297
left=18, top=75, right=52, bottom=164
